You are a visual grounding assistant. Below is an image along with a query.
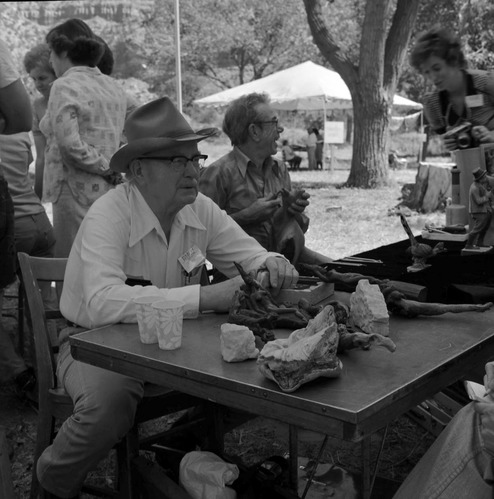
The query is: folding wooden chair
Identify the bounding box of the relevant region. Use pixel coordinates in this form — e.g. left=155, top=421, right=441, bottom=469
left=17, top=252, right=201, bottom=499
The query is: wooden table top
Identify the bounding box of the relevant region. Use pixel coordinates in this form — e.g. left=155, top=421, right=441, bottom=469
left=70, top=307, right=494, bottom=441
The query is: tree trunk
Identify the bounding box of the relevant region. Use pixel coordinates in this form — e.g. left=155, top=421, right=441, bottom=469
left=302, top=0, right=421, bottom=188
left=407, top=162, right=452, bottom=212
left=347, top=97, right=390, bottom=187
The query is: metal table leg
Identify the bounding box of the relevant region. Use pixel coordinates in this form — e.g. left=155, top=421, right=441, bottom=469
left=361, top=425, right=388, bottom=499
left=288, top=424, right=299, bottom=492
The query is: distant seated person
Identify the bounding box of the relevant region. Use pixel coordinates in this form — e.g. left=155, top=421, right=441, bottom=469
left=394, top=361, right=494, bottom=499
left=388, top=151, right=407, bottom=170
left=199, top=92, right=332, bottom=274
left=36, top=97, right=299, bottom=499
left=281, top=139, right=302, bottom=170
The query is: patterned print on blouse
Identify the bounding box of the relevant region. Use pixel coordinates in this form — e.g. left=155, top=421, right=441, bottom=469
left=40, top=66, right=130, bottom=206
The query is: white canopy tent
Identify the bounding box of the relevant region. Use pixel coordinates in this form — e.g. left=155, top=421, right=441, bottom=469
left=193, top=61, right=422, bottom=112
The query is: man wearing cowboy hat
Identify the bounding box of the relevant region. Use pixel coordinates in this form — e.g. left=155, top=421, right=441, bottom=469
left=37, top=97, right=298, bottom=498
left=465, top=167, right=493, bottom=250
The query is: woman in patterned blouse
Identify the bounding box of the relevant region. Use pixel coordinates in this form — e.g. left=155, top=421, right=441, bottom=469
left=410, top=27, right=494, bottom=150
left=40, top=19, right=133, bottom=258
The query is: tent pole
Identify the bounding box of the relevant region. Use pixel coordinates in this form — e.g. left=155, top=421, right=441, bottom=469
left=174, top=0, right=182, bottom=112
left=323, top=99, right=331, bottom=171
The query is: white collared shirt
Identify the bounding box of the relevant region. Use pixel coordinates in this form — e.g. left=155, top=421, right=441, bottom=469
left=61, top=182, right=277, bottom=329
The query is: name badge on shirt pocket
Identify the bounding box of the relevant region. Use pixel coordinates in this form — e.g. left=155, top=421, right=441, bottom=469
left=466, top=94, right=485, bottom=108
left=178, top=245, right=206, bottom=284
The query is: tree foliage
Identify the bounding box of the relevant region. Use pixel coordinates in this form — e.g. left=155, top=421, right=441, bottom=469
left=458, top=0, right=494, bottom=69
left=118, top=0, right=323, bottom=101
left=179, top=0, right=322, bottom=88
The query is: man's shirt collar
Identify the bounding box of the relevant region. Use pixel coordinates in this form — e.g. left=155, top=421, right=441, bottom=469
left=128, top=183, right=205, bottom=247
left=233, top=146, right=281, bottom=177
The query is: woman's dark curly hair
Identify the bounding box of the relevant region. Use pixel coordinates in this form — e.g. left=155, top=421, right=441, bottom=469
left=95, top=36, right=114, bottom=75
left=46, top=18, right=104, bottom=68
left=410, top=26, right=466, bottom=72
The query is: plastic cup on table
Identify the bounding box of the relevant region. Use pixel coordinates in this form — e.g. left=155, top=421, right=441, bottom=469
left=133, top=295, right=164, bottom=344
left=152, top=300, right=185, bottom=350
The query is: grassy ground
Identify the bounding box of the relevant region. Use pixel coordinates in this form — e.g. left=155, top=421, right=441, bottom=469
left=2, top=147, right=445, bottom=497
left=290, top=168, right=445, bottom=260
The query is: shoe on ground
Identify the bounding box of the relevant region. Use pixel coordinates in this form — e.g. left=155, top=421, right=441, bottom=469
left=464, top=245, right=480, bottom=250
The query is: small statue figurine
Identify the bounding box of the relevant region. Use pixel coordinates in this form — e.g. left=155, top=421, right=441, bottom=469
left=400, top=214, right=446, bottom=272
left=464, top=168, right=493, bottom=251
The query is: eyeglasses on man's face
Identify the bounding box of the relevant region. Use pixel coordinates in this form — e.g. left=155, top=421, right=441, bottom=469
left=139, top=154, right=208, bottom=172
left=253, top=118, right=280, bottom=128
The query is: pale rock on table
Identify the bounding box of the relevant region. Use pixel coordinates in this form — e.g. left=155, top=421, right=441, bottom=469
left=349, top=279, right=389, bottom=336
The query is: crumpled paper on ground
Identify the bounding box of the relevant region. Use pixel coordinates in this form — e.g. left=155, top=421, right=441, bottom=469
left=179, top=450, right=239, bottom=499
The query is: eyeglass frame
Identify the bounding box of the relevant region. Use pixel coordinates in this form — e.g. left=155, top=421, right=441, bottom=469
left=137, top=154, right=208, bottom=171
left=252, top=118, right=281, bottom=128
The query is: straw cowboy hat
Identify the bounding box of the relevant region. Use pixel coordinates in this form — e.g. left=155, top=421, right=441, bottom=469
left=110, top=97, right=217, bottom=172
left=472, top=168, right=487, bottom=182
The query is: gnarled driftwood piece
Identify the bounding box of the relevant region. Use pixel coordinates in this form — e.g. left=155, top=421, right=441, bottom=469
left=271, top=188, right=306, bottom=265
left=299, top=263, right=493, bottom=318
left=229, top=262, right=310, bottom=343
left=230, top=261, right=396, bottom=357
left=257, top=304, right=395, bottom=393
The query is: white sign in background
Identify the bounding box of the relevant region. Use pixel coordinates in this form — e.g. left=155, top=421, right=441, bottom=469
left=324, top=121, right=345, bottom=144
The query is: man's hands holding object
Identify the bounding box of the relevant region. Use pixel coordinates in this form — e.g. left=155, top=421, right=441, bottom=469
left=287, top=190, right=310, bottom=216
left=247, top=193, right=282, bottom=221
left=257, top=257, right=298, bottom=296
